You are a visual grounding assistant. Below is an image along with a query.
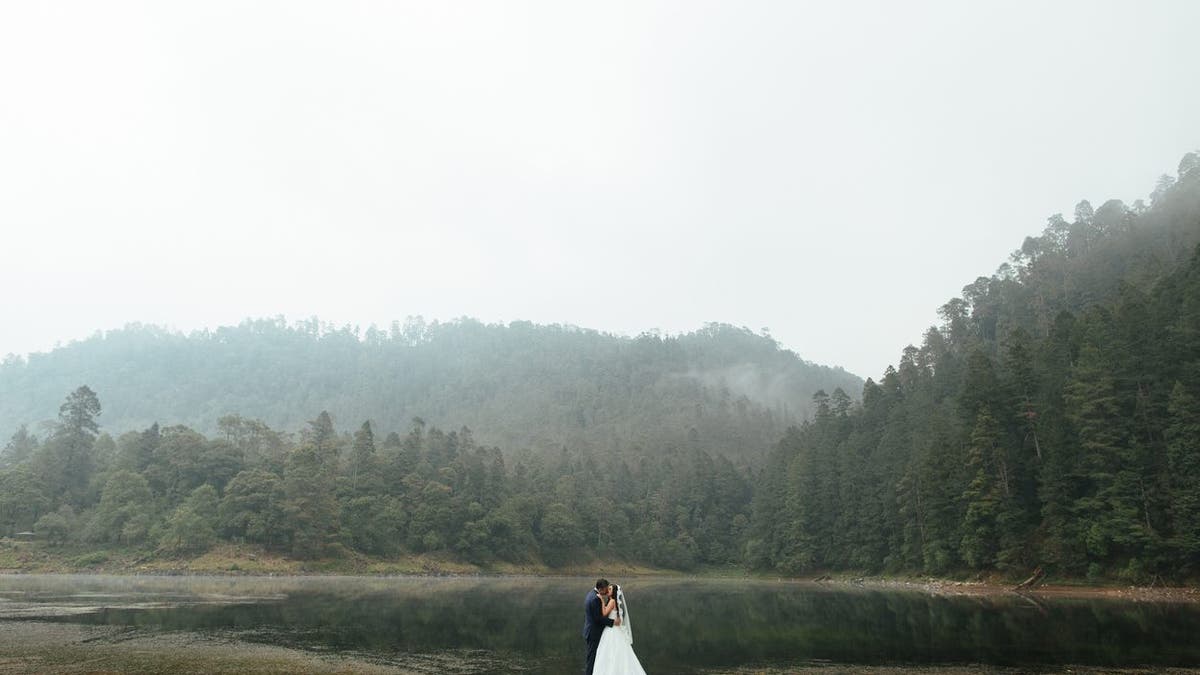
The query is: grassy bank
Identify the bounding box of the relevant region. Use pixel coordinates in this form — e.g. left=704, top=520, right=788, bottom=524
left=3, top=538, right=1198, bottom=604
left=0, top=538, right=671, bottom=577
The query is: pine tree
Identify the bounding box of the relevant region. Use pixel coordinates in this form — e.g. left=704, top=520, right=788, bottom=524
left=1166, top=382, right=1200, bottom=569
left=959, top=409, right=1001, bottom=568
left=45, top=386, right=102, bottom=506
left=1064, top=340, right=1148, bottom=575
left=1, top=425, right=38, bottom=467
left=281, top=414, right=340, bottom=558
left=348, top=421, right=380, bottom=495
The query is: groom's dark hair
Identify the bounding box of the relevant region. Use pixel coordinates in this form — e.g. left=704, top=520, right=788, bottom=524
left=595, top=578, right=609, bottom=590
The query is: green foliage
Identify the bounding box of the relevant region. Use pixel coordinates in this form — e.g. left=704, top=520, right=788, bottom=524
left=0, top=424, right=38, bottom=468
left=0, top=467, right=48, bottom=537
left=34, top=506, right=75, bottom=546
left=59, top=385, right=101, bottom=437
left=1166, top=382, right=1200, bottom=570
left=34, top=385, right=102, bottom=507
left=71, top=551, right=109, bottom=567
left=6, top=152, right=1199, bottom=580
left=959, top=409, right=1005, bottom=569
left=281, top=426, right=340, bottom=559
left=219, top=469, right=285, bottom=546
left=537, top=502, right=583, bottom=566
left=87, top=470, right=155, bottom=545
left=0, top=322, right=860, bottom=465
left=750, top=152, right=1200, bottom=580
left=194, top=410, right=756, bottom=568
left=158, top=484, right=220, bottom=554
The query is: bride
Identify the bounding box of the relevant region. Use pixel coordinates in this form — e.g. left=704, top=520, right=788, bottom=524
left=593, top=583, right=647, bottom=675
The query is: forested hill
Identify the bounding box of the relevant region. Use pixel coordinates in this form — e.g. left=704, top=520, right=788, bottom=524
left=750, top=151, right=1200, bottom=581
left=0, top=320, right=860, bottom=462
left=2, top=155, right=1198, bottom=578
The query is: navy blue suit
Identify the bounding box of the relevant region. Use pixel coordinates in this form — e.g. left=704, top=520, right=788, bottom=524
left=582, top=588, right=614, bottom=675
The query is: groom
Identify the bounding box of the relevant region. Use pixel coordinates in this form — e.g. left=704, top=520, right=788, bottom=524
left=583, top=578, right=621, bottom=675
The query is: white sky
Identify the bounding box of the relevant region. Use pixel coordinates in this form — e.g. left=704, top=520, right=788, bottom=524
left=2, top=1, right=1198, bottom=380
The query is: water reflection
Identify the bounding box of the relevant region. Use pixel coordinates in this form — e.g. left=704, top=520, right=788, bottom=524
left=1, top=575, right=1198, bottom=673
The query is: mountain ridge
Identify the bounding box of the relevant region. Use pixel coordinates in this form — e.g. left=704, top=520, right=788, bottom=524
left=0, top=319, right=861, bottom=463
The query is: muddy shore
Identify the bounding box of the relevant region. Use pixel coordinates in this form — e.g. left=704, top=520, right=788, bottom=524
left=2, top=621, right=1198, bottom=675
left=5, top=540, right=1200, bottom=606
left=818, top=575, right=1200, bottom=604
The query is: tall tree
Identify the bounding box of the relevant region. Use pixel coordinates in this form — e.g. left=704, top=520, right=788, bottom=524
left=1, top=425, right=38, bottom=467
left=281, top=414, right=340, bottom=558
left=348, top=421, right=380, bottom=495
left=1166, top=382, right=1200, bottom=569
left=159, top=484, right=220, bottom=554
left=44, top=386, right=102, bottom=506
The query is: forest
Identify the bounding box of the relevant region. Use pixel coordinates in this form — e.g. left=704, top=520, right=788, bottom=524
left=1, top=151, right=1198, bottom=580
left=750, top=151, right=1200, bottom=581
left=0, top=389, right=750, bottom=569
left=0, top=320, right=860, bottom=464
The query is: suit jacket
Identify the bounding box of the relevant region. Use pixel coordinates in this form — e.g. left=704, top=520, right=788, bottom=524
left=582, top=588, right=614, bottom=642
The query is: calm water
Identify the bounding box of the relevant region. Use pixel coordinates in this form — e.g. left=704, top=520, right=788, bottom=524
left=1, top=574, right=1199, bottom=673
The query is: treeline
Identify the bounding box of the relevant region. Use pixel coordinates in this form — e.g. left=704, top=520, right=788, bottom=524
left=0, top=388, right=750, bottom=568
left=5, top=154, right=1199, bottom=580
left=0, top=320, right=861, bottom=464
left=749, top=152, right=1200, bottom=581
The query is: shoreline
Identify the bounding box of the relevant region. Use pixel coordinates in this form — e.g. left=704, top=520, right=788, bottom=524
left=4, top=540, right=1199, bottom=604
left=1, top=570, right=1197, bottom=607
left=817, top=575, right=1200, bottom=605
left=2, top=569, right=1199, bottom=674
left=1, top=622, right=1198, bottom=675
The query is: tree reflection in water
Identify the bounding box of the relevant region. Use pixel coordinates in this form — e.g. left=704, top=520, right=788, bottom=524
left=5, top=576, right=1199, bottom=674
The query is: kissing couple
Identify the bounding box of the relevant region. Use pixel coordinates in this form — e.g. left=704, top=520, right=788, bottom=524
left=583, top=578, right=647, bottom=675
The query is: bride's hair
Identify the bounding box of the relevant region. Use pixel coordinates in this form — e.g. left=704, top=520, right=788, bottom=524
left=612, top=584, right=621, bottom=618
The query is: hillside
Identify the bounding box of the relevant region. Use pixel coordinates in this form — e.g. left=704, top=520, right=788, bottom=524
left=0, top=320, right=861, bottom=462
left=749, top=151, right=1200, bottom=581
left=3, top=153, right=1198, bottom=577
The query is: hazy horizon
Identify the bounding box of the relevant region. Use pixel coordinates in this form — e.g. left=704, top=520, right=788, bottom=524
left=3, top=1, right=1198, bottom=380
left=9, top=314, right=864, bottom=375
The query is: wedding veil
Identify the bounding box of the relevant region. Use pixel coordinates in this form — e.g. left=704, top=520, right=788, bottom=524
left=615, top=585, right=633, bottom=645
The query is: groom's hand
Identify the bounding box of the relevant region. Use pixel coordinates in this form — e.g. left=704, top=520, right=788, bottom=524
left=614, top=617, right=622, bottom=626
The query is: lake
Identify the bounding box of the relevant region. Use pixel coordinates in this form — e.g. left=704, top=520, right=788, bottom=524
left=1, top=574, right=1198, bottom=673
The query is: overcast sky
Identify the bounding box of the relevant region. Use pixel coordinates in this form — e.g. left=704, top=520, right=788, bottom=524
left=2, top=1, right=1198, bottom=380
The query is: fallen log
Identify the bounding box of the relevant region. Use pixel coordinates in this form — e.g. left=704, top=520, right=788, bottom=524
left=1013, top=566, right=1045, bottom=590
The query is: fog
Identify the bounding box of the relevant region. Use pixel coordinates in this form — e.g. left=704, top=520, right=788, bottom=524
left=2, top=0, right=1197, bottom=379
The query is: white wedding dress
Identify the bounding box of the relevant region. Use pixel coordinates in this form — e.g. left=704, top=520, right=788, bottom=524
left=593, top=590, right=647, bottom=675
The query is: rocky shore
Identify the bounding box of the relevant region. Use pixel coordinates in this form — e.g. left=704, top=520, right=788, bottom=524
left=815, top=574, right=1200, bottom=604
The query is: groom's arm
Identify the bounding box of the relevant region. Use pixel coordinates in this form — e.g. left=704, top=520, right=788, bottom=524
left=587, top=596, right=614, bottom=628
